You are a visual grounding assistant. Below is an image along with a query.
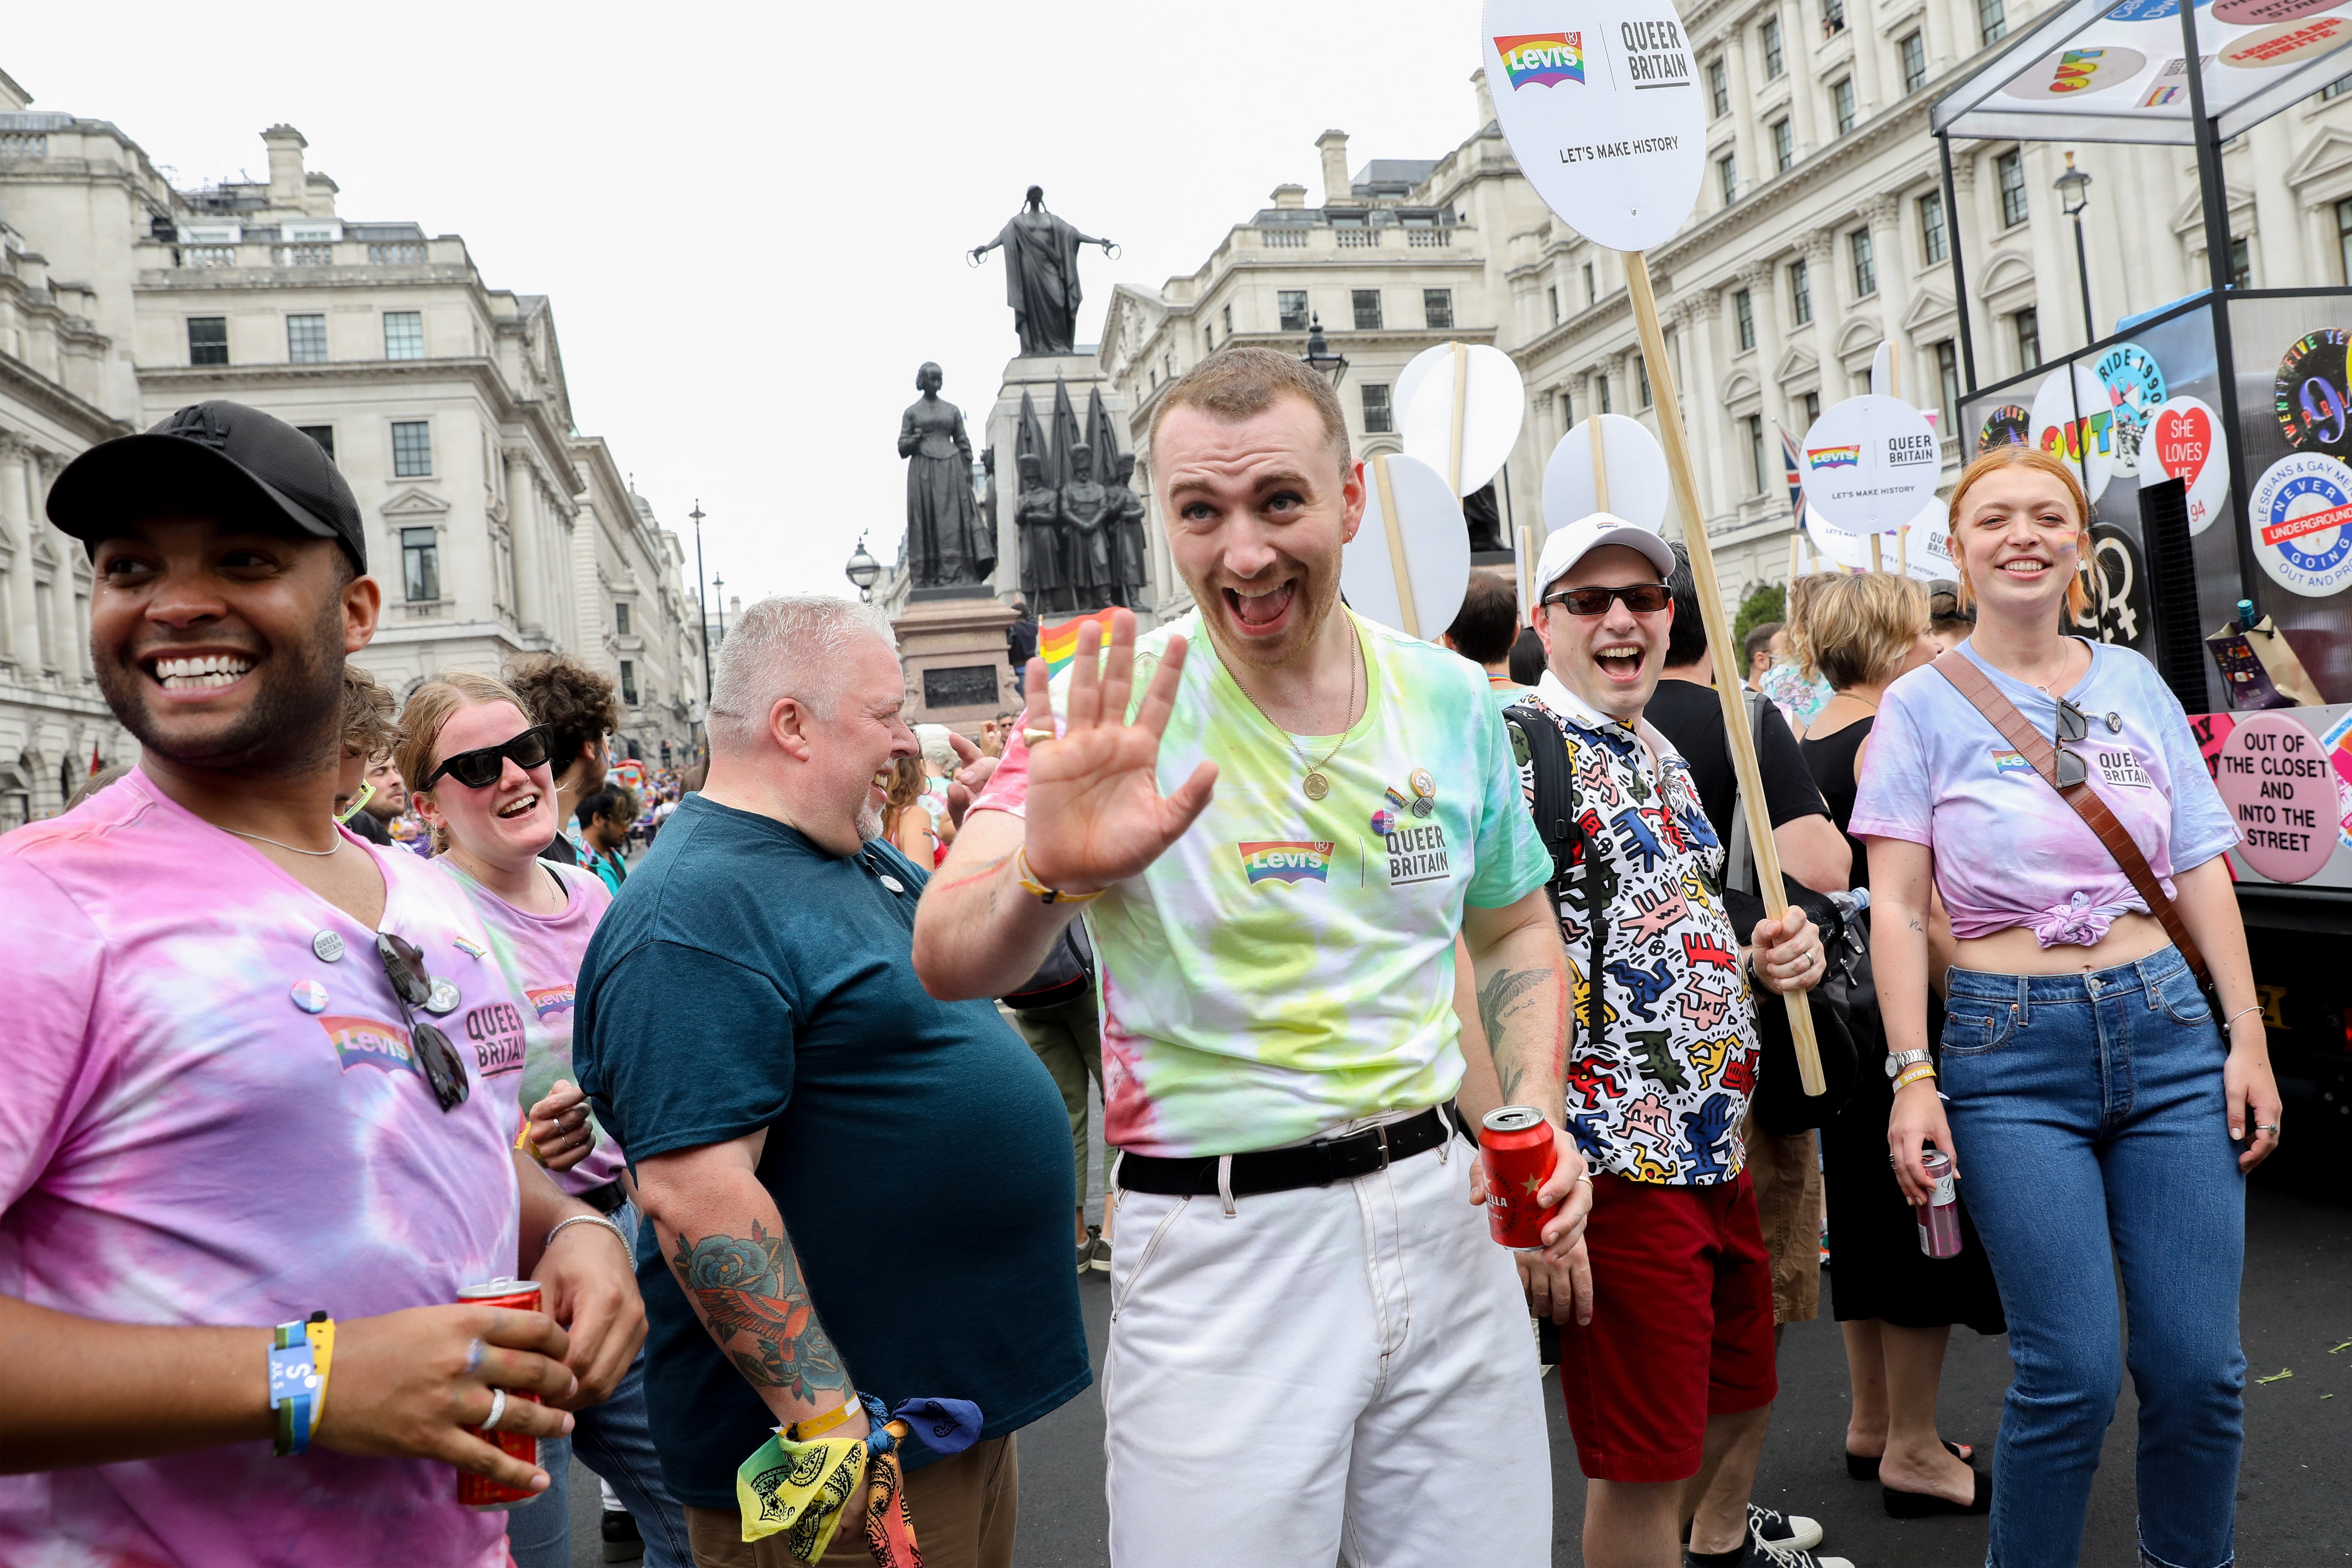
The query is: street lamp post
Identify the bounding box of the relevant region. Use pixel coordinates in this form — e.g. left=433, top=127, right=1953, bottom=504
left=688, top=500, right=713, bottom=724
left=2056, top=153, right=2096, bottom=350
left=712, top=574, right=727, bottom=651
left=843, top=535, right=881, bottom=604
left=1301, top=313, right=1349, bottom=386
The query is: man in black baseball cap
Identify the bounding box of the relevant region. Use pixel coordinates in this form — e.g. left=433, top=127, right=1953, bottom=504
left=49, top=399, right=367, bottom=573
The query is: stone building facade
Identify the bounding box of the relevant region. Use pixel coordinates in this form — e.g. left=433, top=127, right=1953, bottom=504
left=1101, top=3, right=2352, bottom=615
left=0, top=71, right=699, bottom=816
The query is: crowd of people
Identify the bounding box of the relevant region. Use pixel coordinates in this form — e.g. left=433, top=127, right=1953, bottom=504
left=0, top=372, right=2276, bottom=1568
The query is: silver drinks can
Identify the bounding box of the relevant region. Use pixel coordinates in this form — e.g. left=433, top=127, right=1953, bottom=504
left=1915, top=1149, right=1963, bottom=1259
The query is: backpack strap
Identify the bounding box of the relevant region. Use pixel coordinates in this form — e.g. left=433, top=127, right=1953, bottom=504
left=1505, top=704, right=1605, bottom=1048
left=1930, top=649, right=2211, bottom=985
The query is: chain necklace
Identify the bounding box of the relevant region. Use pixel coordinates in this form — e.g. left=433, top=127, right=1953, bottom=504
left=224, top=825, right=342, bottom=858
left=1230, top=617, right=1361, bottom=801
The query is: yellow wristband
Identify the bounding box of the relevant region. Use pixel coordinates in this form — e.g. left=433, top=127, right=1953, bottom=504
left=1893, top=1064, right=1938, bottom=1092
left=305, top=1315, right=336, bottom=1438
left=790, top=1394, right=861, bottom=1441
left=1015, top=845, right=1105, bottom=906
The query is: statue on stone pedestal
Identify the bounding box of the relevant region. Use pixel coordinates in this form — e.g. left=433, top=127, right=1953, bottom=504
left=1012, top=451, right=1066, bottom=614
left=969, top=187, right=1115, bottom=357
left=1058, top=443, right=1116, bottom=608
left=1108, top=453, right=1149, bottom=609
left=897, top=362, right=994, bottom=588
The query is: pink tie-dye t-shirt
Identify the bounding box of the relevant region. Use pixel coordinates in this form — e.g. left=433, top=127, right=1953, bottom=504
left=0, top=771, right=519, bottom=1568
left=434, top=857, right=625, bottom=1196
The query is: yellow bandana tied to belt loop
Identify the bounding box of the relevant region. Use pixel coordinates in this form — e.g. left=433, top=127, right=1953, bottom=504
left=736, top=1419, right=922, bottom=1566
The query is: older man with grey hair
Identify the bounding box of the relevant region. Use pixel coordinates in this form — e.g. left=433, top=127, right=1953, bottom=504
left=574, top=595, right=1089, bottom=1568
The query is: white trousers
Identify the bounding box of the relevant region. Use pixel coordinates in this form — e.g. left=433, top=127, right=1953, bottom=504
left=1102, top=1132, right=1551, bottom=1568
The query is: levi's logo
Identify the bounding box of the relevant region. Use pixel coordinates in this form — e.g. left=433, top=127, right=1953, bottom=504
left=319, top=1014, right=420, bottom=1077
left=525, top=984, right=576, bottom=1021
left=1494, top=32, right=1584, bottom=87
left=1238, top=840, right=1335, bottom=885
left=1991, top=748, right=2035, bottom=776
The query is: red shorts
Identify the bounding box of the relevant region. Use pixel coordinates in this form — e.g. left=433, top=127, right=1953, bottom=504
left=1557, top=1170, right=1779, bottom=1482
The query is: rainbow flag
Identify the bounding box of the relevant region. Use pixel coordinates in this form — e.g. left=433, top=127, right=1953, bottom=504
left=1038, top=609, right=1119, bottom=677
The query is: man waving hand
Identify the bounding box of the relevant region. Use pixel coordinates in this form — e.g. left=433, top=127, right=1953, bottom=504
left=914, top=347, right=1585, bottom=1566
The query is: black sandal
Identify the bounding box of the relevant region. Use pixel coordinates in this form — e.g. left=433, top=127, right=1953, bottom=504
left=1844, top=1439, right=1973, bottom=1480
left=1883, top=1466, right=1991, bottom=1518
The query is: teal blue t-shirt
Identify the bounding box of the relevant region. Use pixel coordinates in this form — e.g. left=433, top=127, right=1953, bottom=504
left=574, top=795, right=1089, bottom=1507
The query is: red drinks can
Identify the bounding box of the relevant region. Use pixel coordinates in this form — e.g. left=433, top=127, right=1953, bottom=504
left=454, top=1276, right=543, bottom=1511
left=1480, top=1106, right=1559, bottom=1249
left=1915, top=1149, right=1963, bottom=1259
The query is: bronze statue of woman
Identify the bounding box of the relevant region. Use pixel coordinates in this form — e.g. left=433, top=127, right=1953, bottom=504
left=897, top=363, right=994, bottom=588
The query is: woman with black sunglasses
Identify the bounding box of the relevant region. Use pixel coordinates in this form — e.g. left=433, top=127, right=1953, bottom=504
left=396, top=674, right=693, bottom=1568
left=1851, top=444, right=2278, bottom=1568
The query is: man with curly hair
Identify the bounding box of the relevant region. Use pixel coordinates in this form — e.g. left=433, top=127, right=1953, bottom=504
left=508, top=653, right=621, bottom=869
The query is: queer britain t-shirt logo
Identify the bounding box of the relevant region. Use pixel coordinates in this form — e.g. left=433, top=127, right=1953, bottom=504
left=1495, top=32, right=1585, bottom=88
left=1239, top=840, right=1335, bottom=886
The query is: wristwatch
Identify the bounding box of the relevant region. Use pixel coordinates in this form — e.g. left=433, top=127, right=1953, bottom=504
left=1885, top=1049, right=1934, bottom=1079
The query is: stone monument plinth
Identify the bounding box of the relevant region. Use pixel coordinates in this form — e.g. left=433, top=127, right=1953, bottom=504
left=892, top=586, right=1019, bottom=735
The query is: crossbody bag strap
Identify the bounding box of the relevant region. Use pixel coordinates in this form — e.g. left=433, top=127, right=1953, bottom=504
left=1930, top=649, right=2211, bottom=984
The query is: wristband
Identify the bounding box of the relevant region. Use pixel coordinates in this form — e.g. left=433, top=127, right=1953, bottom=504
left=1015, top=845, right=1104, bottom=906
left=269, top=1312, right=334, bottom=1457
left=1892, top=1063, right=1939, bottom=1093
left=789, top=1392, right=863, bottom=1441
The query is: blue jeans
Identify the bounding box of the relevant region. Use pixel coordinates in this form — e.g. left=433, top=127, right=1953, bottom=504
left=507, top=1204, right=692, bottom=1568
left=1941, top=946, right=2245, bottom=1568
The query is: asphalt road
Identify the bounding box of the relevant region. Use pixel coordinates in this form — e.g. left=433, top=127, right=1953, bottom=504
left=573, top=1149, right=2351, bottom=1568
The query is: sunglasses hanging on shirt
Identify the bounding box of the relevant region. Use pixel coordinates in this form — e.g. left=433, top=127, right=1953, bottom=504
left=374, top=931, right=470, bottom=1111
left=421, top=725, right=554, bottom=791
left=2053, top=697, right=2090, bottom=790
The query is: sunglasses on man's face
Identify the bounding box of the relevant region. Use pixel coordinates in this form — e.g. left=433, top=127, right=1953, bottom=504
left=2053, top=697, right=2091, bottom=789
left=1542, top=583, right=1673, bottom=617
left=421, top=724, right=553, bottom=791
left=374, top=931, right=470, bottom=1112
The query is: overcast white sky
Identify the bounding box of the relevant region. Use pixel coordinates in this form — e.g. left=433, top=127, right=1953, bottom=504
left=6, top=0, right=1493, bottom=612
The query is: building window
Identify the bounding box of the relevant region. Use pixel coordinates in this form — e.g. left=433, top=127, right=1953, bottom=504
left=2229, top=236, right=2251, bottom=289
left=1351, top=289, right=1383, bottom=331
left=1735, top=288, right=1756, bottom=350
left=1921, top=190, right=1949, bottom=262
left=1790, top=257, right=1813, bottom=325
left=1277, top=289, right=1308, bottom=331
left=1980, top=0, right=2007, bottom=43
left=187, top=317, right=228, bottom=366
left=1833, top=79, right=1857, bottom=135
left=1637, top=355, right=1652, bottom=407
left=1901, top=32, right=1928, bottom=93
left=1709, top=57, right=1731, bottom=117
left=1997, top=149, right=2028, bottom=227
left=1599, top=374, right=1613, bottom=414
left=1851, top=227, right=1877, bottom=297
left=1746, top=414, right=1767, bottom=495
left=615, top=601, right=631, bottom=635
left=1558, top=386, right=1574, bottom=426
left=2324, top=72, right=2352, bottom=100
left=1803, top=390, right=1822, bottom=429
left=1424, top=288, right=1454, bottom=329
left=287, top=314, right=327, bottom=364
left=1548, top=285, right=1561, bottom=324
left=401, top=526, right=440, bottom=602
left=1936, top=340, right=1962, bottom=437
left=1203, top=323, right=1214, bottom=351
left=2337, top=198, right=2352, bottom=281
left=298, top=425, right=335, bottom=461
left=620, top=660, right=639, bottom=706
left=383, top=310, right=424, bottom=360
left=2014, top=307, right=2041, bottom=372
left=1361, top=383, right=1393, bottom=434
left=1762, top=16, right=1784, bottom=77
left=1772, top=118, right=1795, bottom=173
left=1824, top=0, right=1847, bottom=34
left=391, top=419, right=433, bottom=477
left=1583, top=262, right=1598, bottom=303
left=1719, top=153, right=1739, bottom=205
left=1222, top=304, right=1233, bottom=339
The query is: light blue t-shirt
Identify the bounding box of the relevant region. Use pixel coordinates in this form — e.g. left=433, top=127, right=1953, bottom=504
left=1851, top=638, right=2238, bottom=944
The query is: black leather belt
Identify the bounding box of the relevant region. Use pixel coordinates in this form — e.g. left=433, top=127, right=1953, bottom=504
left=577, top=1180, right=628, bottom=1215
left=1116, top=1105, right=1463, bottom=1198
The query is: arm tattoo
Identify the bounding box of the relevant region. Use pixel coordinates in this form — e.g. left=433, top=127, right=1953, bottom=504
left=667, top=1220, right=847, bottom=1405
left=1906, top=917, right=1924, bottom=933
left=1478, top=967, right=1549, bottom=1105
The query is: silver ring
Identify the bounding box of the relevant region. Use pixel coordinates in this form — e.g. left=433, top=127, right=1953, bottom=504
left=482, top=1387, right=509, bottom=1432
left=464, top=1338, right=485, bottom=1376
left=2256, top=1123, right=2280, bottom=1133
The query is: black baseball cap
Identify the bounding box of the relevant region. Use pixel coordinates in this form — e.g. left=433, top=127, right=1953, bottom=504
left=48, top=400, right=366, bottom=572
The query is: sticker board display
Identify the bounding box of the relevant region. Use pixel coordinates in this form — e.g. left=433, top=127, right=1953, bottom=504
left=2030, top=363, right=2122, bottom=502
left=2247, top=450, right=2352, bottom=596
left=2272, top=328, right=2352, bottom=460
left=1544, top=413, right=1672, bottom=532
left=1482, top=0, right=1708, bottom=252
left=2140, top=393, right=2230, bottom=534
left=1397, top=343, right=1528, bottom=496
left=2212, top=708, right=2341, bottom=881
left=1797, top=395, right=1944, bottom=531
left=1341, top=452, right=1471, bottom=640
left=2092, top=341, right=2168, bottom=477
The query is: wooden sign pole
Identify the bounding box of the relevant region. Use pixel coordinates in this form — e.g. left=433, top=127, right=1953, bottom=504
left=1371, top=453, right=1422, bottom=639
left=1869, top=532, right=1884, bottom=573
left=1589, top=416, right=1613, bottom=515
left=1447, top=341, right=1470, bottom=496
left=1787, top=531, right=1801, bottom=590
left=1898, top=524, right=1911, bottom=578
left=1623, top=251, right=1826, bottom=1095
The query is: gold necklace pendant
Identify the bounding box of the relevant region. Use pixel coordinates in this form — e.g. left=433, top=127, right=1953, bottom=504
left=1303, top=772, right=1330, bottom=801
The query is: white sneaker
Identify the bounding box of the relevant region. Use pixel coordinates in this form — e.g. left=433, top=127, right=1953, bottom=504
left=1752, top=1536, right=1851, bottom=1568
left=1748, top=1503, right=1825, bottom=1552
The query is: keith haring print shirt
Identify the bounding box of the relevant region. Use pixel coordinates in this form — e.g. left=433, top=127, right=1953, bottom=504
left=1515, top=673, right=1761, bottom=1187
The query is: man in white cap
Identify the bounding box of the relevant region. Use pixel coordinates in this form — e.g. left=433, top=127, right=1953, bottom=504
left=1507, top=514, right=1837, bottom=1568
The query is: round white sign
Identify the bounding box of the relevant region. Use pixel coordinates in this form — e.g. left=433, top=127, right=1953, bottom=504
left=2248, top=451, right=2352, bottom=597
left=1342, top=452, right=1472, bottom=639
left=2139, top=394, right=2230, bottom=537
left=1543, top=414, right=1672, bottom=534
left=1482, top=0, right=1708, bottom=253
left=1797, top=395, right=1944, bottom=531
left=2029, top=363, right=2120, bottom=502
left=1398, top=343, right=1529, bottom=496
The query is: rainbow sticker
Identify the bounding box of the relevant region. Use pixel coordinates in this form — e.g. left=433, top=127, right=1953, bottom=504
left=1239, top=840, right=1335, bottom=886
left=1992, top=749, right=2036, bottom=775
left=1494, top=32, right=1585, bottom=88
left=319, top=1014, right=420, bottom=1077
left=1038, top=610, right=1120, bottom=678
left=1806, top=446, right=1861, bottom=470
left=525, top=984, right=576, bottom=1022
left=1371, top=808, right=1398, bottom=836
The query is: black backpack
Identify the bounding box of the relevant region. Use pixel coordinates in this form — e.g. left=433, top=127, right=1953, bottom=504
left=1501, top=703, right=1858, bottom=1135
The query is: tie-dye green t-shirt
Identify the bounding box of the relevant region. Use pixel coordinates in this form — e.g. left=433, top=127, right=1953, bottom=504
left=970, top=609, right=1552, bottom=1157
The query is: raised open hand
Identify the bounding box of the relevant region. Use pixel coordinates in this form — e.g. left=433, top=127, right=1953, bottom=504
left=1022, top=610, right=1216, bottom=895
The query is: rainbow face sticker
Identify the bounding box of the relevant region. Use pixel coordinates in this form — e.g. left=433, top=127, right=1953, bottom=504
left=1806, top=445, right=1861, bottom=470
left=1238, top=840, right=1336, bottom=886
left=1495, top=32, right=1585, bottom=88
